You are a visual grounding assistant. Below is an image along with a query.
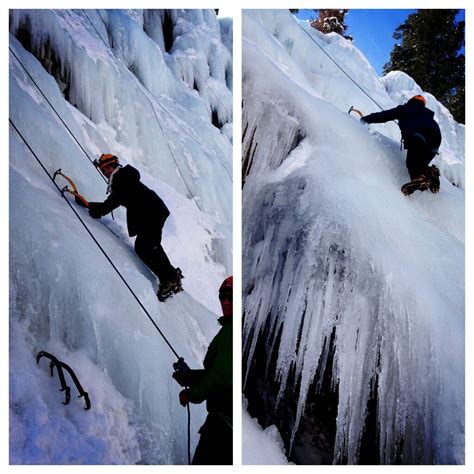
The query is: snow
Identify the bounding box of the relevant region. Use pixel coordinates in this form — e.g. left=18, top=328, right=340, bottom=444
left=242, top=10, right=464, bottom=464
left=9, top=9, right=231, bottom=464
left=242, top=398, right=290, bottom=465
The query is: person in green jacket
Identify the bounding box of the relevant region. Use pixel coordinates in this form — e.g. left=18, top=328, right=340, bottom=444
left=172, top=276, right=233, bottom=465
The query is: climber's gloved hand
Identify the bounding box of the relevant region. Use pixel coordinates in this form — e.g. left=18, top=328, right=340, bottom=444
left=172, top=371, right=191, bottom=387
left=88, top=202, right=102, bottom=219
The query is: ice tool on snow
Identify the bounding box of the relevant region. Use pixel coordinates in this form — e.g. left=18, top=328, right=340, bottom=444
left=53, top=169, right=89, bottom=208
left=157, top=267, right=184, bottom=302
left=36, top=351, right=91, bottom=410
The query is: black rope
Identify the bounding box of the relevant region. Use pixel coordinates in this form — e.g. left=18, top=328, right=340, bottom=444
left=12, top=27, right=197, bottom=462
left=9, top=46, right=108, bottom=184
left=297, top=23, right=385, bottom=112
left=10, top=117, right=192, bottom=463
left=9, top=117, right=182, bottom=360
left=187, top=404, right=191, bottom=464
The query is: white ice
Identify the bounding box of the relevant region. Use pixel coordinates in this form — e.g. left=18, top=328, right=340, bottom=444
left=242, top=10, right=464, bottom=465
left=9, top=9, right=232, bottom=464
left=242, top=398, right=290, bottom=465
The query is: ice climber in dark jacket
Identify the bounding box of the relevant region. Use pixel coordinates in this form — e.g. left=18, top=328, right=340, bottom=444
left=172, top=276, right=233, bottom=465
left=87, top=154, right=182, bottom=299
left=361, top=95, right=442, bottom=195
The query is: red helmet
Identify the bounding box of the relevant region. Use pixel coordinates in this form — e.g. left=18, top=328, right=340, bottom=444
left=410, top=95, right=426, bottom=106
left=219, top=276, right=233, bottom=317
left=220, top=276, right=233, bottom=290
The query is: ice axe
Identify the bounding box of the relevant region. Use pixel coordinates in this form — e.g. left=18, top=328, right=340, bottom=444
left=53, top=169, right=89, bottom=208
left=348, top=105, right=364, bottom=118
left=37, top=351, right=91, bottom=410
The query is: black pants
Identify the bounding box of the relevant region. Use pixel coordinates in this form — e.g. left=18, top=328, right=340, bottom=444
left=134, top=229, right=176, bottom=284
left=192, top=414, right=233, bottom=465
left=405, top=130, right=441, bottom=180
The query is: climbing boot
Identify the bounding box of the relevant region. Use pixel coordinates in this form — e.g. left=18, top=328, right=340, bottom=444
left=157, top=270, right=184, bottom=302
left=401, top=175, right=430, bottom=196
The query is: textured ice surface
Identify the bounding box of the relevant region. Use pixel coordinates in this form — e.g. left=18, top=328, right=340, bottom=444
left=9, top=9, right=232, bottom=464
left=242, top=398, right=290, bottom=465
left=242, top=10, right=464, bottom=464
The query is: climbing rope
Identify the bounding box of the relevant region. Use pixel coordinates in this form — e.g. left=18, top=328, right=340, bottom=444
left=9, top=46, right=108, bottom=184
left=10, top=117, right=182, bottom=359
left=10, top=116, right=193, bottom=463
left=187, top=404, right=191, bottom=464
left=297, top=22, right=385, bottom=112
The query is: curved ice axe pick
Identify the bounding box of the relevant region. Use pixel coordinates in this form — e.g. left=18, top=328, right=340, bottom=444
left=53, top=169, right=90, bottom=208
left=36, top=351, right=90, bottom=410
left=36, top=351, right=71, bottom=406
left=57, top=360, right=91, bottom=410
left=348, top=105, right=364, bottom=118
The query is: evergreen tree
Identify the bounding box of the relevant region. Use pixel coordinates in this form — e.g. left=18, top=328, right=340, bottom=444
left=383, top=10, right=464, bottom=123
left=311, top=9, right=351, bottom=40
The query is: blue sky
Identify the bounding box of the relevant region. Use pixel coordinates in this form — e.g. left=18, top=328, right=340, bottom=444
left=295, top=9, right=465, bottom=76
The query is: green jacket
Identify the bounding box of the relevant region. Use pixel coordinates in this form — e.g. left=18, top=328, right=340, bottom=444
left=187, top=316, right=232, bottom=422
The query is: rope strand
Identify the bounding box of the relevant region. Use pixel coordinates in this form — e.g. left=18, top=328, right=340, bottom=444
left=11, top=116, right=195, bottom=464
left=297, top=22, right=385, bottom=111
left=9, top=117, right=181, bottom=359
left=9, top=46, right=108, bottom=183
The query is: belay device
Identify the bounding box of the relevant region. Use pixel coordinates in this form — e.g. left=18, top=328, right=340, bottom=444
left=36, top=351, right=91, bottom=410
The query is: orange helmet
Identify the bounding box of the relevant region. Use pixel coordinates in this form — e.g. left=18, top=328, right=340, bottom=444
left=410, top=95, right=426, bottom=106
left=94, top=153, right=119, bottom=171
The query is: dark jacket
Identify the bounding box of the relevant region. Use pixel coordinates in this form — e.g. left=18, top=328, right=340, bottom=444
left=362, top=100, right=441, bottom=148
left=88, top=165, right=170, bottom=236
left=187, top=316, right=232, bottom=423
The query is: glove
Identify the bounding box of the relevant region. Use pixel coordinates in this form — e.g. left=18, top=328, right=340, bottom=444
left=88, top=203, right=103, bottom=219
left=179, top=389, right=190, bottom=407
left=172, top=371, right=191, bottom=387
left=360, top=116, right=369, bottom=124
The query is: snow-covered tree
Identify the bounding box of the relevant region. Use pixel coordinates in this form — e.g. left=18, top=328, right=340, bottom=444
left=311, top=9, right=352, bottom=40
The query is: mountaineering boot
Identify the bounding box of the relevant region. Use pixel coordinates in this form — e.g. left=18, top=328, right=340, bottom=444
left=428, top=165, right=440, bottom=193
left=401, top=175, right=430, bottom=196
left=157, top=268, right=184, bottom=302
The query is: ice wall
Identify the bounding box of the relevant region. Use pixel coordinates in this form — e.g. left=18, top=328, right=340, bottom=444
left=9, top=9, right=232, bottom=242
left=9, top=9, right=232, bottom=464
left=242, top=10, right=464, bottom=464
